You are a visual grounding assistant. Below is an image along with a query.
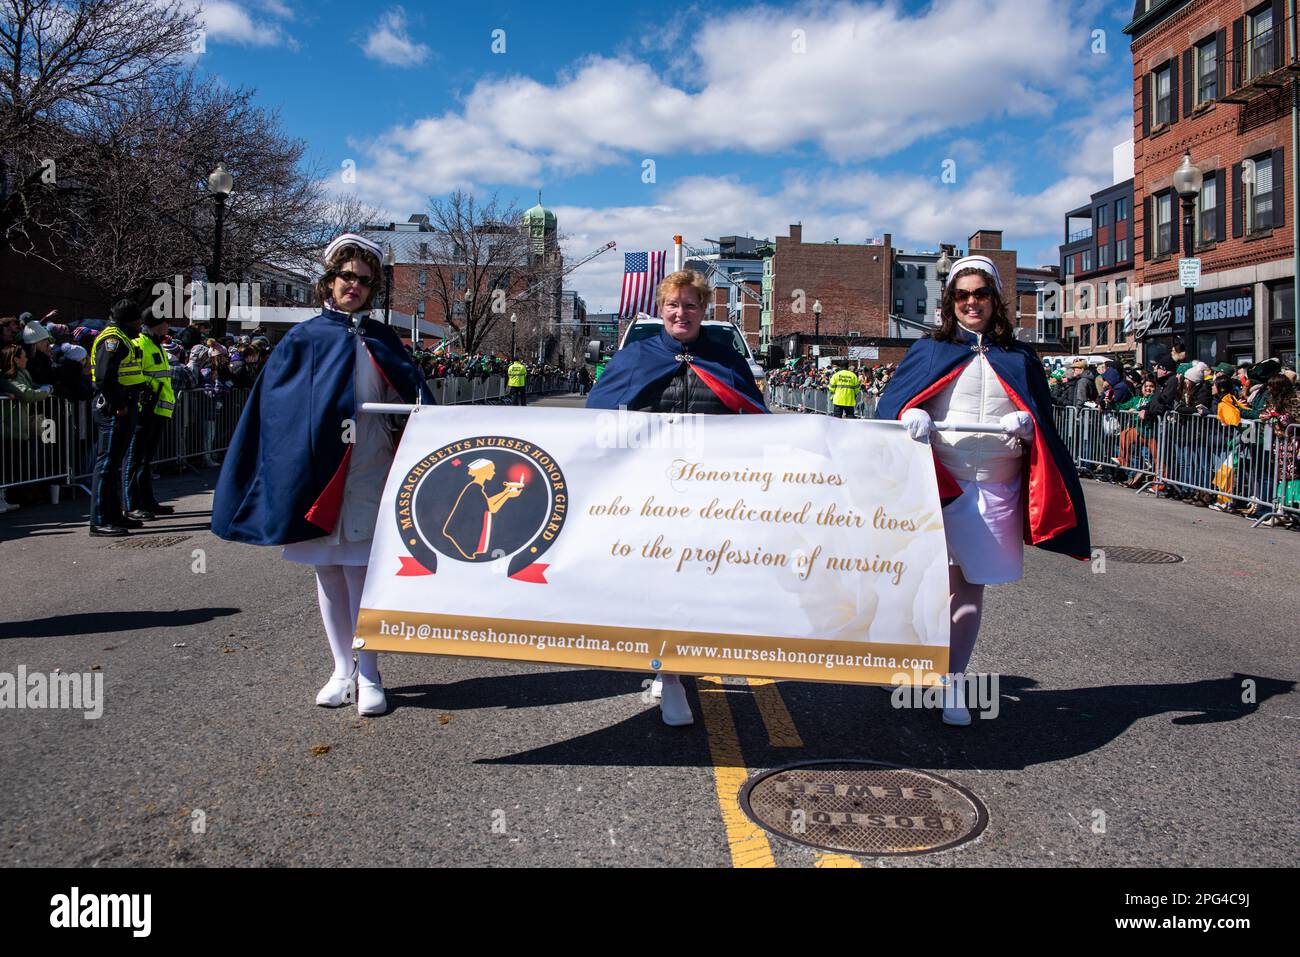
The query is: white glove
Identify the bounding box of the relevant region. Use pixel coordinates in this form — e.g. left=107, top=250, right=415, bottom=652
left=900, top=408, right=933, bottom=443
left=1000, top=411, right=1035, bottom=442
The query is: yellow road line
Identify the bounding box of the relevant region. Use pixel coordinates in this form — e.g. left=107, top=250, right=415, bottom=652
left=696, top=676, right=776, bottom=868
left=814, top=853, right=863, bottom=868
left=745, top=678, right=804, bottom=748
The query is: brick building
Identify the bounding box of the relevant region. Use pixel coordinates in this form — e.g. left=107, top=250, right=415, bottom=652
left=1125, top=0, right=1297, bottom=367
left=769, top=224, right=894, bottom=340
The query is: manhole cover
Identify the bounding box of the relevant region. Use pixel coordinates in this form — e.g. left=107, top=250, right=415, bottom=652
left=1094, top=545, right=1183, bottom=564
left=740, top=760, right=988, bottom=856
left=106, top=535, right=192, bottom=549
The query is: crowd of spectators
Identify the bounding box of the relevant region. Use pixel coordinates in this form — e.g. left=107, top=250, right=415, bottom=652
left=1042, top=351, right=1299, bottom=523
left=768, top=358, right=899, bottom=398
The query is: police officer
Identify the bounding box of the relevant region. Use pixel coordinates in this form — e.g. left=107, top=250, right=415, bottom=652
left=89, top=299, right=146, bottom=536
left=124, top=308, right=177, bottom=520
left=507, top=357, right=528, bottom=406
left=829, top=359, right=861, bottom=418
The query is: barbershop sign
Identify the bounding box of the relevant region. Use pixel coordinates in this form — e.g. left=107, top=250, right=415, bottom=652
left=1135, top=286, right=1253, bottom=340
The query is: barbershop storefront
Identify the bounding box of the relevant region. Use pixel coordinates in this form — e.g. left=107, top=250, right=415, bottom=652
left=1136, top=286, right=1256, bottom=367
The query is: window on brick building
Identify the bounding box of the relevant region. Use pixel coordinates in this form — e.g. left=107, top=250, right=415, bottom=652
left=1081, top=249, right=1093, bottom=271
left=1116, top=237, right=1129, bottom=262
left=894, top=297, right=904, bottom=312
left=1154, top=63, right=1172, bottom=126
left=1116, top=197, right=1129, bottom=221
left=417, top=269, right=427, bottom=288
left=1246, top=153, right=1274, bottom=232
left=453, top=270, right=466, bottom=290
left=1097, top=321, right=1109, bottom=345
left=1078, top=284, right=1092, bottom=312
left=1065, top=256, right=1074, bottom=276
left=1248, top=5, right=1275, bottom=80
left=1098, top=282, right=1110, bottom=308
left=1116, top=278, right=1128, bottom=303
left=916, top=298, right=926, bottom=313
left=1196, top=35, right=1218, bottom=104
left=1099, top=243, right=1111, bottom=268
left=1155, top=191, right=1173, bottom=256
left=1196, top=176, right=1219, bottom=244
left=1080, top=324, right=1092, bottom=347
left=1096, top=205, right=1109, bottom=228
left=1115, top=320, right=1127, bottom=343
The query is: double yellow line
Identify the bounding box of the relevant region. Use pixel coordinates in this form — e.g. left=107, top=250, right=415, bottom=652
left=696, top=676, right=861, bottom=869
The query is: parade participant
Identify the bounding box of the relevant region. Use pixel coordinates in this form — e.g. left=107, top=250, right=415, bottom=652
left=828, top=360, right=861, bottom=418
left=507, top=357, right=528, bottom=406
left=877, top=255, right=1090, bottom=726
left=88, top=300, right=147, bottom=537
left=124, top=309, right=177, bottom=519
left=587, top=269, right=766, bottom=726
left=211, top=234, right=432, bottom=717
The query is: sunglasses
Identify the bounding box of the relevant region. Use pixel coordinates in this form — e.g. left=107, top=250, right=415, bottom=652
left=335, top=270, right=375, bottom=288
left=953, top=287, right=993, bottom=304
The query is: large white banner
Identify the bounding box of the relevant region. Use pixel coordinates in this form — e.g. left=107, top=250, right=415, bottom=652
left=356, top=407, right=950, bottom=684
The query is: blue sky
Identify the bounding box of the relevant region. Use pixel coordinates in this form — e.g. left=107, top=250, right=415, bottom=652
left=193, top=0, right=1136, bottom=311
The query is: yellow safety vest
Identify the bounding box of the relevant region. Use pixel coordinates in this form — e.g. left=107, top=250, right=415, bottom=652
left=91, top=326, right=146, bottom=388
left=134, top=333, right=176, bottom=418
left=829, top=368, right=860, bottom=407
left=508, top=362, right=527, bottom=388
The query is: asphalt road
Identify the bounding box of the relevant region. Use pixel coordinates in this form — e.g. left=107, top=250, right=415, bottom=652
left=1, top=393, right=1295, bottom=867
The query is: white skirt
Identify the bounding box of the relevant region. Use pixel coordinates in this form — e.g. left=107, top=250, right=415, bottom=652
left=942, top=478, right=1024, bottom=585
left=282, top=538, right=373, bottom=567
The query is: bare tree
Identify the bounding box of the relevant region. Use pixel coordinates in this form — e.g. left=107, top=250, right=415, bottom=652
left=423, top=190, right=532, bottom=355
left=0, top=0, right=198, bottom=255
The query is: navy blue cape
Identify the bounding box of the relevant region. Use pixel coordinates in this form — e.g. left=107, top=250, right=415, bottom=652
left=211, top=309, right=433, bottom=546
left=586, top=327, right=767, bottom=412
left=876, top=330, right=1091, bottom=561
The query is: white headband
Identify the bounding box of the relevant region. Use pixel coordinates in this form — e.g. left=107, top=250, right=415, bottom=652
left=467, top=458, right=494, bottom=470
left=945, top=254, right=1002, bottom=292
left=323, top=232, right=384, bottom=266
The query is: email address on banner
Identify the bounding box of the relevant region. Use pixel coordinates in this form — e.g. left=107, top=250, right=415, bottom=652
left=376, top=619, right=651, bottom=656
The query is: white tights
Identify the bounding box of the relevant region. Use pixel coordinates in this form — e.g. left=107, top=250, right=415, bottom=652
left=948, top=565, right=984, bottom=674
left=314, top=564, right=380, bottom=685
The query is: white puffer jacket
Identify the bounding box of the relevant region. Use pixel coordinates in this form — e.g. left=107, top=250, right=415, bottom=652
left=920, top=331, right=1026, bottom=483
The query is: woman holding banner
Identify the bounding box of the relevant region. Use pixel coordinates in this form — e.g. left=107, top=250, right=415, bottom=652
left=877, top=256, right=1090, bottom=726
left=211, top=233, right=433, bottom=717
left=587, top=269, right=767, bottom=725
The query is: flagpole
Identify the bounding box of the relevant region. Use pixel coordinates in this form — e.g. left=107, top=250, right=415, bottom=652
left=673, top=235, right=683, bottom=271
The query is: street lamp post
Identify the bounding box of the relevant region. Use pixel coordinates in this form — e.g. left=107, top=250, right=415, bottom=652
left=207, top=162, right=233, bottom=338
left=812, top=299, right=821, bottom=356
left=936, top=249, right=952, bottom=323
left=511, top=312, right=517, bottom=360
left=383, top=244, right=395, bottom=328
left=1173, top=151, right=1204, bottom=362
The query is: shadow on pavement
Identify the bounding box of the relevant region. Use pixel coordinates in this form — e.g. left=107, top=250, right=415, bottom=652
left=467, top=671, right=1293, bottom=770
left=1, top=607, right=242, bottom=640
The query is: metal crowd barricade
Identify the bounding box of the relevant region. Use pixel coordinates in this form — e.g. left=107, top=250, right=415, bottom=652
left=1154, top=411, right=1273, bottom=510
left=1273, top=424, right=1300, bottom=521
left=1, top=394, right=76, bottom=500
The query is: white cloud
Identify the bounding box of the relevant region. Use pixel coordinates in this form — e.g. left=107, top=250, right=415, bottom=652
left=549, top=163, right=1102, bottom=313
left=196, top=1, right=293, bottom=48
left=362, top=7, right=431, bottom=67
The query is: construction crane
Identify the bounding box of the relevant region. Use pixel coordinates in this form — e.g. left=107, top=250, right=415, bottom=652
left=505, top=239, right=616, bottom=309
left=682, top=238, right=765, bottom=307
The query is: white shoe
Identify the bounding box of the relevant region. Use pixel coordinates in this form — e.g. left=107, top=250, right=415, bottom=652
left=649, top=675, right=663, bottom=699
left=357, top=680, right=387, bottom=716
left=315, top=666, right=356, bottom=707
left=941, top=672, right=971, bottom=726
left=659, top=675, right=693, bottom=726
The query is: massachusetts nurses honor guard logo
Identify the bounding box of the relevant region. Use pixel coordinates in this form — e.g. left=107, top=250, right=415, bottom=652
left=395, top=436, right=568, bottom=582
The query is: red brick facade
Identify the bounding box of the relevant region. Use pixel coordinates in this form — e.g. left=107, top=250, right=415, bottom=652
left=770, top=224, right=894, bottom=339
left=1129, top=0, right=1297, bottom=364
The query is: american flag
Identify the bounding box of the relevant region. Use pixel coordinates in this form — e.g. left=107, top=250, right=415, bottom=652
left=617, top=250, right=667, bottom=319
